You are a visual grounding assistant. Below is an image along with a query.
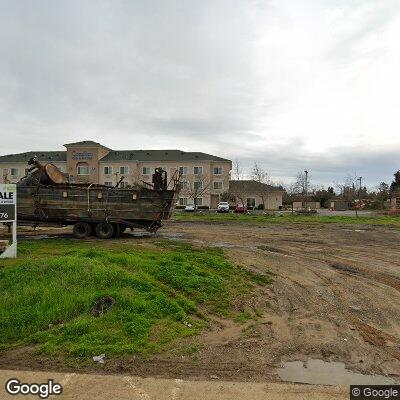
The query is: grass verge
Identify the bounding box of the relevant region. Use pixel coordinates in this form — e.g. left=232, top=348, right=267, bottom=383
left=0, top=239, right=271, bottom=357
left=173, top=212, right=400, bottom=227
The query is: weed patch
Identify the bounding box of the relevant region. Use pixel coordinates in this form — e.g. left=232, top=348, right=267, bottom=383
left=0, top=240, right=269, bottom=357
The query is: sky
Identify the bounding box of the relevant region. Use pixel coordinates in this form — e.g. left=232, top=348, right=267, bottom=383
left=1, top=0, right=400, bottom=188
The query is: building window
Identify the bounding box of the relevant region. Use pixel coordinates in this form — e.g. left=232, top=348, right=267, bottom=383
left=181, top=180, right=189, bottom=190
left=179, top=197, right=188, bottom=206
left=194, top=181, right=202, bottom=190
left=179, top=166, right=188, bottom=175
left=142, top=167, right=151, bottom=175
left=247, top=198, right=256, bottom=208
left=104, top=181, right=113, bottom=187
left=120, top=166, right=129, bottom=175
left=120, top=181, right=128, bottom=188
left=104, top=166, right=113, bottom=175
left=77, top=163, right=89, bottom=176
left=213, top=166, right=222, bottom=175
left=10, top=168, right=18, bottom=176
left=213, top=181, right=223, bottom=190
left=195, top=197, right=203, bottom=206
left=194, top=166, right=203, bottom=175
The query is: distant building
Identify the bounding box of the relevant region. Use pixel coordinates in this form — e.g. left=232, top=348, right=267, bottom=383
left=326, top=199, right=350, bottom=211
left=0, top=140, right=232, bottom=208
left=292, top=201, right=320, bottom=210
left=229, top=180, right=284, bottom=210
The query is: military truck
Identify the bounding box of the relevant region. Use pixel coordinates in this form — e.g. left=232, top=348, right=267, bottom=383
left=16, top=158, right=180, bottom=238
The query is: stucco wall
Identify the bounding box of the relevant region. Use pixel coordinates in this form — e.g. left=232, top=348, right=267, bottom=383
left=66, top=145, right=111, bottom=184
left=232, top=191, right=283, bottom=210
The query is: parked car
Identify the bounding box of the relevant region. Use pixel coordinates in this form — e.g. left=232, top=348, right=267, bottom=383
left=234, top=204, right=247, bottom=213
left=217, top=202, right=230, bottom=213
left=184, top=204, right=196, bottom=212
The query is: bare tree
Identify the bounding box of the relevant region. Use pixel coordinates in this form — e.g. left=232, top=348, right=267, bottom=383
left=291, top=171, right=310, bottom=194
left=220, top=191, right=235, bottom=203
left=251, top=162, right=269, bottom=184
left=232, top=159, right=243, bottom=180
left=376, top=182, right=389, bottom=209
left=229, top=184, right=248, bottom=209
left=185, top=172, right=211, bottom=210
left=2, top=169, right=9, bottom=184
left=336, top=173, right=361, bottom=216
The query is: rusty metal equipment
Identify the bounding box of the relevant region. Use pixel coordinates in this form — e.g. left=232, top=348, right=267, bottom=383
left=17, top=158, right=181, bottom=238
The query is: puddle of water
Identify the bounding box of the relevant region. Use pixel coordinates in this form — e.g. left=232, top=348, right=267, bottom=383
left=210, top=243, right=242, bottom=248
left=28, top=235, right=51, bottom=240
left=277, top=359, right=396, bottom=386
left=158, top=232, right=186, bottom=238
left=127, top=231, right=153, bottom=237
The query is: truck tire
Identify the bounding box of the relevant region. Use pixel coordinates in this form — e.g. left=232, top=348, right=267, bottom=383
left=112, top=224, right=120, bottom=238
left=73, top=222, right=92, bottom=239
left=95, top=222, right=114, bottom=239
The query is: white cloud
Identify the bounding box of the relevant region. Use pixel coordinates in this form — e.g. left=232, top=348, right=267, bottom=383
left=0, top=0, right=399, bottom=186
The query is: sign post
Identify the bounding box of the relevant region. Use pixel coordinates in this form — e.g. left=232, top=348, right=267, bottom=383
left=0, top=184, right=17, bottom=258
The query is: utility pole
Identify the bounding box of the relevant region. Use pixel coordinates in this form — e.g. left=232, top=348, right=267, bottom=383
left=357, top=176, right=362, bottom=198
left=354, top=176, right=362, bottom=218
left=304, top=170, right=308, bottom=210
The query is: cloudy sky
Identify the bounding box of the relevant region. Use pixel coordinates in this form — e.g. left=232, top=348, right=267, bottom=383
left=1, top=0, right=400, bottom=187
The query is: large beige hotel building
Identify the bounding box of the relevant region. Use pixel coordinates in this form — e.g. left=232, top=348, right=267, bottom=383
left=0, top=140, right=232, bottom=209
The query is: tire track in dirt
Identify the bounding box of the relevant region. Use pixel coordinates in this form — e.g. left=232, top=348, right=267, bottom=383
left=255, top=239, right=400, bottom=364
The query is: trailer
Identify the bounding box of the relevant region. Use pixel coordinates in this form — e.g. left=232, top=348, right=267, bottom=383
left=16, top=158, right=181, bottom=238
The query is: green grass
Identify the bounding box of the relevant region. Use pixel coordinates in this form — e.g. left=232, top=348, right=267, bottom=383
left=173, top=212, right=400, bottom=227
left=0, top=239, right=270, bottom=357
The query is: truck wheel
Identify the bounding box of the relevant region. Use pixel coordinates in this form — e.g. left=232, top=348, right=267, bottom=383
left=95, top=222, right=114, bottom=239
left=112, top=224, right=120, bottom=238
left=73, top=222, right=92, bottom=239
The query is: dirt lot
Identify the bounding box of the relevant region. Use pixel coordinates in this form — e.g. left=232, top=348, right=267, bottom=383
left=1, top=219, right=400, bottom=383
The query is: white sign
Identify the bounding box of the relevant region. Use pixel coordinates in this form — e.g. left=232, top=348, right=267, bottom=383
left=0, top=184, right=17, bottom=258
left=0, top=184, right=16, bottom=222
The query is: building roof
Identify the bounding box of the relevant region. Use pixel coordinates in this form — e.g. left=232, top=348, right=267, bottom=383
left=64, top=140, right=110, bottom=149
left=99, top=150, right=231, bottom=163
left=229, top=180, right=285, bottom=193
left=0, top=142, right=231, bottom=164
left=0, top=151, right=67, bottom=163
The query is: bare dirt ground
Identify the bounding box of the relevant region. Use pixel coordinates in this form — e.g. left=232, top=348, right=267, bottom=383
left=0, top=369, right=347, bottom=400
left=1, top=220, right=400, bottom=386
left=160, top=220, right=400, bottom=381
